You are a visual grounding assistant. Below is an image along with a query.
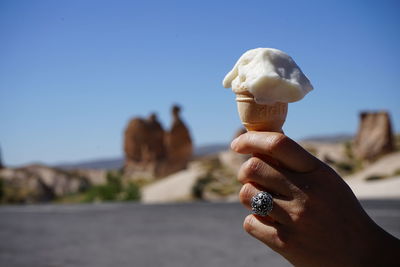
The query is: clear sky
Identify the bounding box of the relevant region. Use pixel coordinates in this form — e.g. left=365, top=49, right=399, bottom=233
left=1, top=0, right=399, bottom=166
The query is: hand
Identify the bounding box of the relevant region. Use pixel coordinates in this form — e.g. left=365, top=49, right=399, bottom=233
left=231, top=131, right=400, bottom=267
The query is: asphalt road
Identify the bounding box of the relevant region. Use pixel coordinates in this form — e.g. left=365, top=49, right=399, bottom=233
left=0, top=200, right=399, bottom=267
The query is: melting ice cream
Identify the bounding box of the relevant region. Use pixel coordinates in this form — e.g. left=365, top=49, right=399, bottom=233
left=223, top=48, right=313, bottom=104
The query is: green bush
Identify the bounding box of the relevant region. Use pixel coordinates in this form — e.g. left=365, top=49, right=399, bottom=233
left=335, top=162, right=354, bottom=173
left=365, top=174, right=385, bottom=181
left=192, top=173, right=214, bottom=200
left=344, top=141, right=354, bottom=159
left=396, top=134, right=400, bottom=150
left=84, top=184, right=118, bottom=202
left=393, top=168, right=400, bottom=177
left=83, top=171, right=140, bottom=202
left=121, top=182, right=141, bottom=201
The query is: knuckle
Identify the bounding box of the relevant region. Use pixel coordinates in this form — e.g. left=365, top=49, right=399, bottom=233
left=245, top=132, right=258, bottom=146
left=243, top=157, right=264, bottom=178
left=267, top=133, right=288, bottom=155
left=290, top=208, right=306, bottom=224
left=289, top=197, right=311, bottom=223
left=270, top=231, right=287, bottom=250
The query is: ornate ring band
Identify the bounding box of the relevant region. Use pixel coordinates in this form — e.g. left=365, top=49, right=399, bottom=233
left=251, top=191, right=273, bottom=217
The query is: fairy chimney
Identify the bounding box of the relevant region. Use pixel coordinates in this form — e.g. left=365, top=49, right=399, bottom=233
left=0, top=148, right=4, bottom=170
left=144, top=113, right=167, bottom=162
left=123, top=106, right=193, bottom=179
left=124, top=113, right=166, bottom=166
left=124, top=118, right=149, bottom=165
left=353, top=111, right=395, bottom=161
left=0, top=146, right=3, bottom=169
left=164, top=105, right=193, bottom=175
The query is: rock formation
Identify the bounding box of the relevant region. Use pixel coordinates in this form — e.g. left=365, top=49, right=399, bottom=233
left=124, top=114, right=165, bottom=178
left=219, top=128, right=249, bottom=173
left=123, top=105, right=193, bottom=179
left=146, top=113, right=167, bottom=162
left=163, top=105, right=193, bottom=176
left=353, top=111, right=395, bottom=161
left=0, top=146, right=3, bottom=169
left=124, top=113, right=166, bottom=166
left=124, top=118, right=150, bottom=164
left=0, top=165, right=90, bottom=203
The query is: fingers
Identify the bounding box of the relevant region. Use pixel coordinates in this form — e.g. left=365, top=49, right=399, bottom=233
left=231, top=131, right=318, bottom=173
left=239, top=183, right=293, bottom=225
left=243, top=214, right=286, bottom=250
left=238, top=156, right=293, bottom=197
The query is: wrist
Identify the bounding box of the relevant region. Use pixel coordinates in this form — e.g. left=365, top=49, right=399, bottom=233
left=359, top=221, right=400, bottom=267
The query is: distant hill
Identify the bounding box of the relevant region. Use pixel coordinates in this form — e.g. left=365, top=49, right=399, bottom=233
left=54, top=135, right=356, bottom=171
left=55, top=157, right=124, bottom=170
left=55, top=143, right=229, bottom=170
left=300, top=133, right=353, bottom=143
left=193, top=143, right=229, bottom=157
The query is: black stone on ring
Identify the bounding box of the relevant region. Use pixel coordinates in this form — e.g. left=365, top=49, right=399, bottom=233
left=251, top=191, right=273, bottom=217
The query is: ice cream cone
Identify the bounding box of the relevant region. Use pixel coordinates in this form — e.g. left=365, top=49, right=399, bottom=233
left=236, top=91, right=288, bottom=132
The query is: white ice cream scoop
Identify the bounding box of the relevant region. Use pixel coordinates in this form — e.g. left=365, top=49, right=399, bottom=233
left=223, top=48, right=313, bottom=131
left=223, top=48, right=313, bottom=105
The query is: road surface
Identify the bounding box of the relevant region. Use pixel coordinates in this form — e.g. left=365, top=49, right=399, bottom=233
left=0, top=200, right=399, bottom=267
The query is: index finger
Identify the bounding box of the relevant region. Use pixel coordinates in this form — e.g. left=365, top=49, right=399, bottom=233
left=231, top=131, right=318, bottom=173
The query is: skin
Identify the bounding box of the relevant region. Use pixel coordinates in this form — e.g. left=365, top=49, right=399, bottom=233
left=231, top=131, right=400, bottom=267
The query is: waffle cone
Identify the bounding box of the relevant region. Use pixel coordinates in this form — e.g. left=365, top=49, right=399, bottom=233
left=236, top=91, right=288, bottom=132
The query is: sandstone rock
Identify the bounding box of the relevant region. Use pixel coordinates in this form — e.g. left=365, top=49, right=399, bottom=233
left=353, top=111, right=395, bottom=161
left=124, top=117, right=150, bottom=165
left=0, top=167, right=53, bottom=203
left=219, top=150, right=248, bottom=174
left=71, top=169, right=107, bottom=186
left=0, top=146, right=4, bottom=169
left=163, top=105, right=193, bottom=176
left=123, top=105, right=193, bottom=180
left=123, top=113, right=168, bottom=179
left=26, top=165, right=88, bottom=197
left=0, top=165, right=90, bottom=203
left=146, top=113, right=167, bottom=162
left=219, top=127, right=249, bottom=173
left=141, top=161, right=205, bottom=203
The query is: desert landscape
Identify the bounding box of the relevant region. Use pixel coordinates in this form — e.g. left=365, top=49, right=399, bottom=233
left=1, top=109, right=399, bottom=205
left=1, top=1, right=399, bottom=266
left=1, top=110, right=399, bottom=267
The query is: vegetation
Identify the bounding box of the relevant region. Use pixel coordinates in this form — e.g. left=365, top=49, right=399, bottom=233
left=329, top=142, right=364, bottom=176
left=192, top=173, right=214, bottom=199
left=393, top=168, right=400, bottom=177
left=365, top=174, right=386, bottom=181
left=396, top=134, right=400, bottom=151
left=0, top=178, right=3, bottom=202
left=344, top=141, right=354, bottom=159
left=303, top=146, right=317, bottom=157
left=56, top=171, right=141, bottom=203
left=334, top=161, right=355, bottom=174
left=365, top=169, right=400, bottom=182
left=83, top=171, right=140, bottom=202
left=192, top=157, right=240, bottom=200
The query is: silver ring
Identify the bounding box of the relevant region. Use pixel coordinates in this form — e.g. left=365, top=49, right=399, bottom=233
left=251, top=191, right=273, bottom=216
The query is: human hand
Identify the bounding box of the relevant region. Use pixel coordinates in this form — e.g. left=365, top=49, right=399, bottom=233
left=231, top=131, right=400, bottom=267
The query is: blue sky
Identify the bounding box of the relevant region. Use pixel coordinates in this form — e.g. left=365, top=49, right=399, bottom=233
left=1, top=0, right=399, bottom=166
